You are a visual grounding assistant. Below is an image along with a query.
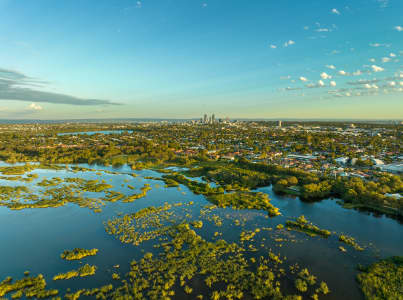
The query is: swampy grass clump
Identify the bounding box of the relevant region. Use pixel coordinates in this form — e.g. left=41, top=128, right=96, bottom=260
left=0, top=164, right=37, bottom=175
left=357, top=256, right=403, bottom=300
left=286, top=216, right=331, bottom=237
left=122, top=184, right=152, bottom=202
left=190, top=220, right=203, bottom=228
left=162, top=173, right=222, bottom=195
left=208, top=191, right=281, bottom=216
left=0, top=274, right=58, bottom=299
left=104, top=202, right=193, bottom=245
left=0, top=171, right=146, bottom=211
left=64, top=284, right=113, bottom=300
left=53, top=264, right=96, bottom=281
left=339, top=234, right=364, bottom=251
left=102, top=219, right=330, bottom=300
left=101, top=223, right=328, bottom=299
left=60, top=248, right=98, bottom=260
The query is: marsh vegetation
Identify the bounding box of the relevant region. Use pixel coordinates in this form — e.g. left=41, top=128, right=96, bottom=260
left=60, top=249, right=98, bottom=261
left=0, top=160, right=400, bottom=299
left=357, top=256, right=403, bottom=300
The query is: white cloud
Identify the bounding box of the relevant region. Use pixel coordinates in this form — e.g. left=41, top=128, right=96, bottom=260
left=28, top=103, right=43, bottom=111
left=369, top=58, right=376, bottom=62
left=388, top=81, right=396, bottom=86
left=377, top=0, right=389, bottom=8
left=284, top=40, right=295, bottom=47
left=371, top=65, right=384, bottom=72
left=382, top=57, right=391, bottom=63
left=318, top=80, right=325, bottom=86
left=299, top=76, right=308, bottom=82
left=326, top=65, right=336, bottom=69
left=331, top=8, right=340, bottom=15
left=285, top=86, right=302, bottom=91
left=394, top=26, right=403, bottom=32
left=364, top=83, right=380, bottom=89
left=338, top=70, right=348, bottom=76
left=399, top=82, right=403, bottom=86
left=390, top=53, right=396, bottom=57
left=330, top=81, right=337, bottom=87
left=352, top=70, right=362, bottom=76
left=270, top=44, right=277, bottom=49
left=320, top=72, right=332, bottom=79
left=369, top=43, right=390, bottom=48
left=303, top=26, right=310, bottom=30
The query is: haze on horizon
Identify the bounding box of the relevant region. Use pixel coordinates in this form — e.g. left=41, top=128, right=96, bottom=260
left=0, top=0, right=402, bottom=120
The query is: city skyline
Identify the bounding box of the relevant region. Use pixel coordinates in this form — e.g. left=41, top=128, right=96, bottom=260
left=0, top=0, right=402, bottom=119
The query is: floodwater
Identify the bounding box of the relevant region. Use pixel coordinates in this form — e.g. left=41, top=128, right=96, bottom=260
left=57, top=130, right=133, bottom=136
left=0, top=163, right=401, bottom=300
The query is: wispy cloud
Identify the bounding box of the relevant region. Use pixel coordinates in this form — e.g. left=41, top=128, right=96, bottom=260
left=320, top=72, right=332, bottom=79
left=347, top=79, right=380, bottom=85
left=377, top=0, right=389, bottom=8
left=283, top=40, right=295, bottom=47
left=285, top=87, right=302, bottom=91
left=394, top=26, right=403, bottom=32
left=0, top=68, right=121, bottom=106
left=371, top=65, right=384, bottom=72
left=331, top=8, right=340, bottom=15
left=369, top=43, right=390, bottom=47
left=28, top=103, right=43, bottom=111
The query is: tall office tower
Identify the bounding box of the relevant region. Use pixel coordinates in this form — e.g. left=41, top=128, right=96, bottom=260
left=203, top=114, right=208, bottom=124
left=212, top=114, right=215, bottom=124
left=278, top=120, right=282, bottom=127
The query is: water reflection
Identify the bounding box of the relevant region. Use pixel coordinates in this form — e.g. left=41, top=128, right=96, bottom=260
left=0, top=163, right=401, bottom=300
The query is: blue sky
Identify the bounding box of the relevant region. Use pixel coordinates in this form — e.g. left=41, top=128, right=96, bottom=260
left=0, top=0, right=402, bottom=119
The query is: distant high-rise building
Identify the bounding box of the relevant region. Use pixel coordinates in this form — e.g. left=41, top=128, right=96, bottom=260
left=203, top=114, right=208, bottom=124
left=278, top=120, right=282, bottom=127
left=212, top=114, right=215, bottom=124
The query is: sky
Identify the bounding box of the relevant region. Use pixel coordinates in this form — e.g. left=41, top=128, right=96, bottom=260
left=0, top=0, right=402, bottom=120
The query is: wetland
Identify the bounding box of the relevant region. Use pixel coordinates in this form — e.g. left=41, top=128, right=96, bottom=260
left=0, top=162, right=401, bottom=300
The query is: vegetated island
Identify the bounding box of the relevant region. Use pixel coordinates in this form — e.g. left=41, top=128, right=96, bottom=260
left=285, top=215, right=331, bottom=237
left=53, top=264, right=97, bottom=281
left=357, top=256, right=403, bottom=300
left=60, top=248, right=98, bottom=261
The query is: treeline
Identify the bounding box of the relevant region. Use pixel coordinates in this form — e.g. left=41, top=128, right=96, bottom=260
left=235, top=159, right=403, bottom=216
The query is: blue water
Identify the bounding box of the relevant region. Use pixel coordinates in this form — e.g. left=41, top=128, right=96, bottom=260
left=0, top=163, right=401, bottom=300
left=57, top=130, right=133, bottom=136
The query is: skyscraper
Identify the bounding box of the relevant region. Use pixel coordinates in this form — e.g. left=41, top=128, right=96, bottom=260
left=203, top=114, right=208, bottom=124
left=278, top=120, right=282, bottom=127
left=212, top=114, right=215, bottom=124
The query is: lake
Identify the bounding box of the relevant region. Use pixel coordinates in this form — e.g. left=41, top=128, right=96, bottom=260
left=57, top=130, right=133, bottom=136
left=0, top=163, right=401, bottom=299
